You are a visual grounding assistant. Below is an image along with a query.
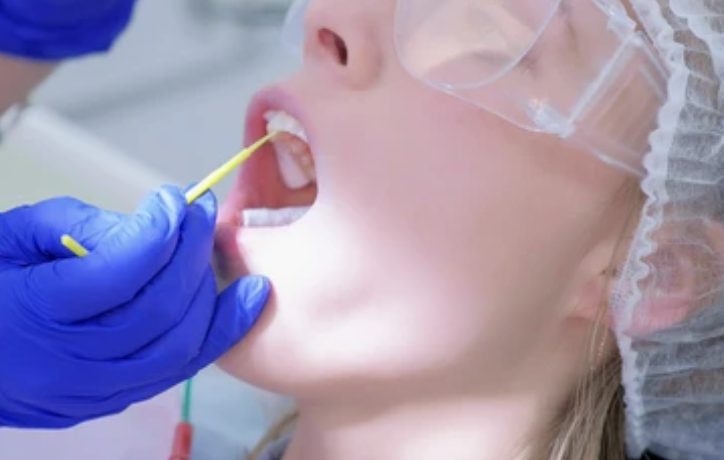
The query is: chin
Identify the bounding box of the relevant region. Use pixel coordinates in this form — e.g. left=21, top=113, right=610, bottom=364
left=212, top=84, right=325, bottom=391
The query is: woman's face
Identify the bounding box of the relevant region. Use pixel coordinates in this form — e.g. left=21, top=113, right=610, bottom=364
left=216, top=0, right=644, bottom=398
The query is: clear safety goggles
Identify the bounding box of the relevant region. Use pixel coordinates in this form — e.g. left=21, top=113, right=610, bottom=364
left=283, top=0, right=669, bottom=176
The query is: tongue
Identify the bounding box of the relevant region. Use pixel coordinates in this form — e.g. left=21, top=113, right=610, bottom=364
left=242, top=207, right=310, bottom=228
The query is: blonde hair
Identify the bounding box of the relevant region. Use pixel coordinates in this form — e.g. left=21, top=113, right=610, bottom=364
left=246, top=181, right=645, bottom=460
left=539, top=179, right=644, bottom=460
left=539, top=352, right=626, bottom=460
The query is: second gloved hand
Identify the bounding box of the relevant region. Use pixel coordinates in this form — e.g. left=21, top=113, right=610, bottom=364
left=0, top=0, right=137, bottom=59
left=0, top=187, right=270, bottom=428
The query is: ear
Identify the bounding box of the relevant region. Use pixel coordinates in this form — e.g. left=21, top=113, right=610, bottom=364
left=566, top=229, right=624, bottom=328
left=625, top=219, right=724, bottom=336
left=568, top=266, right=615, bottom=327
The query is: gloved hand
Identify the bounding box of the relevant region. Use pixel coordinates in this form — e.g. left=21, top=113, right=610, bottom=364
left=0, top=0, right=137, bottom=59
left=0, top=186, right=270, bottom=428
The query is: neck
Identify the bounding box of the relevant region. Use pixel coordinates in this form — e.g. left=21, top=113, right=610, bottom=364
left=279, top=317, right=589, bottom=460
left=283, top=380, right=564, bottom=460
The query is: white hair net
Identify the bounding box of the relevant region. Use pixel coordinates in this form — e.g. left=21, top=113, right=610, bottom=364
left=612, top=1, right=724, bottom=459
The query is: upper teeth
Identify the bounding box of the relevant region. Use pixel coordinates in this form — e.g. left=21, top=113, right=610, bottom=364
left=265, top=110, right=308, bottom=142
left=265, top=111, right=316, bottom=190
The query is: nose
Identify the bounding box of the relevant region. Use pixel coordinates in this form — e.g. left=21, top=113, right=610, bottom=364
left=300, top=0, right=384, bottom=89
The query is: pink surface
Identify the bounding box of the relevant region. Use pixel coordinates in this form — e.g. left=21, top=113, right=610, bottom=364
left=0, top=389, right=179, bottom=460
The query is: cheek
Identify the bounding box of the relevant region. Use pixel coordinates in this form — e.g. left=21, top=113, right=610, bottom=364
left=218, top=202, right=554, bottom=396
left=220, top=74, right=609, bottom=393
left=220, top=300, right=502, bottom=394
left=216, top=218, right=486, bottom=392
left=219, top=271, right=552, bottom=398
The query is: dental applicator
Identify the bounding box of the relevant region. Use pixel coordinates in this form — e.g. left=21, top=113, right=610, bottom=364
left=57, top=132, right=276, bottom=460
left=60, top=132, right=276, bottom=257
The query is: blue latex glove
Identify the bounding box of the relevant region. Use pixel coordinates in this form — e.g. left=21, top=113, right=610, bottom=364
left=0, top=186, right=270, bottom=428
left=0, top=0, right=136, bottom=59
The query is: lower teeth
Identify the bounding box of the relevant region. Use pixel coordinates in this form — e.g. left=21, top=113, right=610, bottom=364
left=242, top=207, right=310, bottom=228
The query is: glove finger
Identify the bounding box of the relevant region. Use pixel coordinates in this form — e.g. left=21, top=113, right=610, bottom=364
left=23, top=186, right=189, bottom=323
left=134, top=270, right=219, bottom=378
left=62, top=194, right=219, bottom=360
left=0, top=197, right=122, bottom=263
left=0, top=396, right=79, bottom=429
left=172, top=275, right=271, bottom=376
left=118, top=275, right=269, bottom=394
left=9, top=272, right=268, bottom=428
left=51, top=274, right=268, bottom=396
left=71, top=270, right=218, bottom=393
left=36, top=392, right=137, bottom=429
left=45, top=379, right=183, bottom=428
left=92, top=275, right=268, bottom=392
left=8, top=266, right=209, bottom=409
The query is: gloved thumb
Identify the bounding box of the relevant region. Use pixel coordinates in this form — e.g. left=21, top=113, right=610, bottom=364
left=24, top=186, right=189, bottom=322
left=0, top=197, right=121, bottom=263
left=180, top=276, right=271, bottom=374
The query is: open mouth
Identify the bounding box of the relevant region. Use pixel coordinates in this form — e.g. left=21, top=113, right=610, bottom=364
left=217, top=88, right=320, bottom=239
left=241, top=110, right=318, bottom=228
left=215, top=91, right=320, bottom=278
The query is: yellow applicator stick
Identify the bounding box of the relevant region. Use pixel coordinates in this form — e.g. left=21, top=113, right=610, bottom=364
left=61, top=234, right=90, bottom=258
left=184, top=132, right=276, bottom=204
left=61, top=132, right=277, bottom=258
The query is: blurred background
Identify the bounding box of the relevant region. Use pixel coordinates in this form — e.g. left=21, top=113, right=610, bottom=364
left=34, top=0, right=298, bottom=192
left=0, top=0, right=299, bottom=458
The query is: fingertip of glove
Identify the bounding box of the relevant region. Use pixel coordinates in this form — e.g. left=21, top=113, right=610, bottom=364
left=135, top=185, right=187, bottom=235
left=157, top=185, right=188, bottom=215
left=239, top=275, right=272, bottom=325
left=188, top=191, right=218, bottom=224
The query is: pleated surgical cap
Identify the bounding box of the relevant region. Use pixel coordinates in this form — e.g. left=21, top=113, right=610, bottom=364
left=612, top=1, right=724, bottom=459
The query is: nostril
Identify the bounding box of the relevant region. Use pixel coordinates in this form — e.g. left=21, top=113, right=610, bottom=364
left=318, top=28, right=348, bottom=66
